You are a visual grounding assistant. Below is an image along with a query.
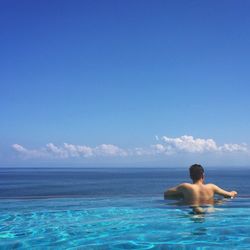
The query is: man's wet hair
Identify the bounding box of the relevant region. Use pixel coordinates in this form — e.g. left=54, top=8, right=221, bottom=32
left=189, top=164, right=204, bottom=181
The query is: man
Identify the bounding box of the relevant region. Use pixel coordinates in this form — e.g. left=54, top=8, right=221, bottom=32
left=164, top=164, right=237, bottom=213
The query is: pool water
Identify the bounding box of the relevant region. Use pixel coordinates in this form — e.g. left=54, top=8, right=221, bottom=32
left=1, top=196, right=250, bottom=249
left=1, top=167, right=250, bottom=249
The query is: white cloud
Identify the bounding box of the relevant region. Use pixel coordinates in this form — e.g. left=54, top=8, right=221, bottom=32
left=160, top=135, right=217, bottom=153
left=133, top=147, right=152, bottom=156
left=12, top=144, right=26, bottom=153
left=95, top=144, right=127, bottom=157
left=152, top=135, right=248, bottom=154
left=46, top=143, right=69, bottom=158
left=219, top=143, right=248, bottom=152
left=12, top=143, right=127, bottom=159
left=12, top=144, right=48, bottom=158
left=12, top=135, right=249, bottom=160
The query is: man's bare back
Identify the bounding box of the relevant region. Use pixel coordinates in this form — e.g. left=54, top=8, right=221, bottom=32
left=164, top=182, right=237, bottom=206
left=164, top=164, right=237, bottom=213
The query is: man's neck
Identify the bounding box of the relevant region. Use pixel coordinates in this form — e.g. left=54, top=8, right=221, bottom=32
left=193, top=179, right=204, bottom=185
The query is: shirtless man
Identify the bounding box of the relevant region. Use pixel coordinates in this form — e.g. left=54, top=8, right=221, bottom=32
left=164, top=164, right=237, bottom=213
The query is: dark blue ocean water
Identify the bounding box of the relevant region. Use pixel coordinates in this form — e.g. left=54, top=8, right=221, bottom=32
left=1, top=167, right=250, bottom=249
left=0, top=167, right=248, bottom=198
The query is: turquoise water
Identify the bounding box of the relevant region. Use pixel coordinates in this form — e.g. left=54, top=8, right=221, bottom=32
left=1, top=167, right=250, bottom=249
left=1, top=196, right=250, bottom=249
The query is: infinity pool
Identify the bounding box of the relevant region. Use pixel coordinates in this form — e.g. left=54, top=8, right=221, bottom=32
left=1, top=196, right=250, bottom=249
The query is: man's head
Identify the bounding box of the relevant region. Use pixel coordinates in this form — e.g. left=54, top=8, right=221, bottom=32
left=189, top=164, right=204, bottom=182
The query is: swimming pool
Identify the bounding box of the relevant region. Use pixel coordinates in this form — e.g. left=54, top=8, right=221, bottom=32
left=1, top=196, right=250, bottom=249
left=1, top=167, right=250, bottom=249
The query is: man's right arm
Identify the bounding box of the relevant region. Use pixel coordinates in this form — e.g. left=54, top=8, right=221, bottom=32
left=211, top=184, right=237, bottom=198
left=164, top=183, right=187, bottom=199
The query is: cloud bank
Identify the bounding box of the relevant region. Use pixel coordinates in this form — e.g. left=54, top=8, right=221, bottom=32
left=152, top=135, right=248, bottom=155
left=12, top=143, right=127, bottom=159
left=12, top=135, right=249, bottom=160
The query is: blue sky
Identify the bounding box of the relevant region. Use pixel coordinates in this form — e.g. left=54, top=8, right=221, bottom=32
left=0, top=1, right=250, bottom=167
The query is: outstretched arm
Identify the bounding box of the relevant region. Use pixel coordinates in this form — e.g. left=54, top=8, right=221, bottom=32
left=164, top=184, right=185, bottom=199
left=212, top=184, right=237, bottom=198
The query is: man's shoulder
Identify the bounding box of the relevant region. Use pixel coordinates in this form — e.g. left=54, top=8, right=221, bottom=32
left=205, top=183, right=217, bottom=187
left=205, top=183, right=217, bottom=190
left=178, top=182, right=192, bottom=189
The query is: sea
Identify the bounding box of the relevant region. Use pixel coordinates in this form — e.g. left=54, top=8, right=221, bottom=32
left=0, top=167, right=250, bottom=249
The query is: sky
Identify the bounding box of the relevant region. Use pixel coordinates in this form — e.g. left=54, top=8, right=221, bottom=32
left=0, top=0, right=250, bottom=167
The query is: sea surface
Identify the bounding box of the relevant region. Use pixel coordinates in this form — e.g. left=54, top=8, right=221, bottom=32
left=0, top=167, right=250, bottom=249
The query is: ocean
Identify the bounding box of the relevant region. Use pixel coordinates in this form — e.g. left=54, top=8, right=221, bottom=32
left=0, top=167, right=250, bottom=249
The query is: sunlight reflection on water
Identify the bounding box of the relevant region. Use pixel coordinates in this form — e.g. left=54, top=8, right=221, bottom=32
left=0, top=197, right=250, bottom=249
